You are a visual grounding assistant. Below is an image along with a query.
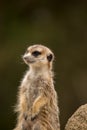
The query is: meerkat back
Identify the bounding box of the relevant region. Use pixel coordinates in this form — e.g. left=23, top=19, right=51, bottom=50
left=13, top=44, right=60, bottom=130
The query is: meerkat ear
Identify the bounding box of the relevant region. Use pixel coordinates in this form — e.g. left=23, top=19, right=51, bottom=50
left=47, top=54, right=53, bottom=62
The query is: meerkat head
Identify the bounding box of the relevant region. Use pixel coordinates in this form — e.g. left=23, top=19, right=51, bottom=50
left=23, top=44, right=54, bottom=70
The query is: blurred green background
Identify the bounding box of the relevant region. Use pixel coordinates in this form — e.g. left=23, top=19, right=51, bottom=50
left=0, top=1, right=87, bottom=130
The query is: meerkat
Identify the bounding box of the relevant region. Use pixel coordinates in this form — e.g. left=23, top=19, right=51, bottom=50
left=13, top=44, right=60, bottom=130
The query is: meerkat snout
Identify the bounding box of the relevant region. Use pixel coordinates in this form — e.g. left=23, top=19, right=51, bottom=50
left=23, top=55, right=28, bottom=61
left=23, top=54, right=35, bottom=64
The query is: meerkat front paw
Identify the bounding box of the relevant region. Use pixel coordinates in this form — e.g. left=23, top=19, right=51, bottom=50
left=23, top=112, right=31, bottom=121
left=23, top=108, right=39, bottom=121
left=30, top=106, right=40, bottom=121
left=21, top=119, right=28, bottom=130
left=21, top=118, right=32, bottom=130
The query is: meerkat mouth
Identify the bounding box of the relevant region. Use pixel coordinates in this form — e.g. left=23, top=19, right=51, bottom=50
left=25, top=59, right=35, bottom=64
left=23, top=56, right=35, bottom=64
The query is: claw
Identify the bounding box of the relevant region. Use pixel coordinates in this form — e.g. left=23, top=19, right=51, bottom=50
left=31, top=114, right=37, bottom=121
left=23, top=113, right=28, bottom=120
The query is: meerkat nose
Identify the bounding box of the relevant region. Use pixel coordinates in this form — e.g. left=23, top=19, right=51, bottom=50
left=23, top=55, right=28, bottom=60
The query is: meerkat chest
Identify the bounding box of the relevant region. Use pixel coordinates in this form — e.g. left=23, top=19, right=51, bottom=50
left=28, top=79, right=40, bottom=98
left=22, top=76, right=42, bottom=106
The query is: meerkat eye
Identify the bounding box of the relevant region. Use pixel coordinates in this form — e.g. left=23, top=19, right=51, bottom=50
left=32, top=51, right=41, bottom=57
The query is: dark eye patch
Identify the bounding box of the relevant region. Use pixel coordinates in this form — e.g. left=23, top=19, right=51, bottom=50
left=32, top=51, right=41, bottom=57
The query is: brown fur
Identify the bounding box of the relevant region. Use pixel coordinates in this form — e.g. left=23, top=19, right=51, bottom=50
left=13, top=45, right=60, bottom=130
